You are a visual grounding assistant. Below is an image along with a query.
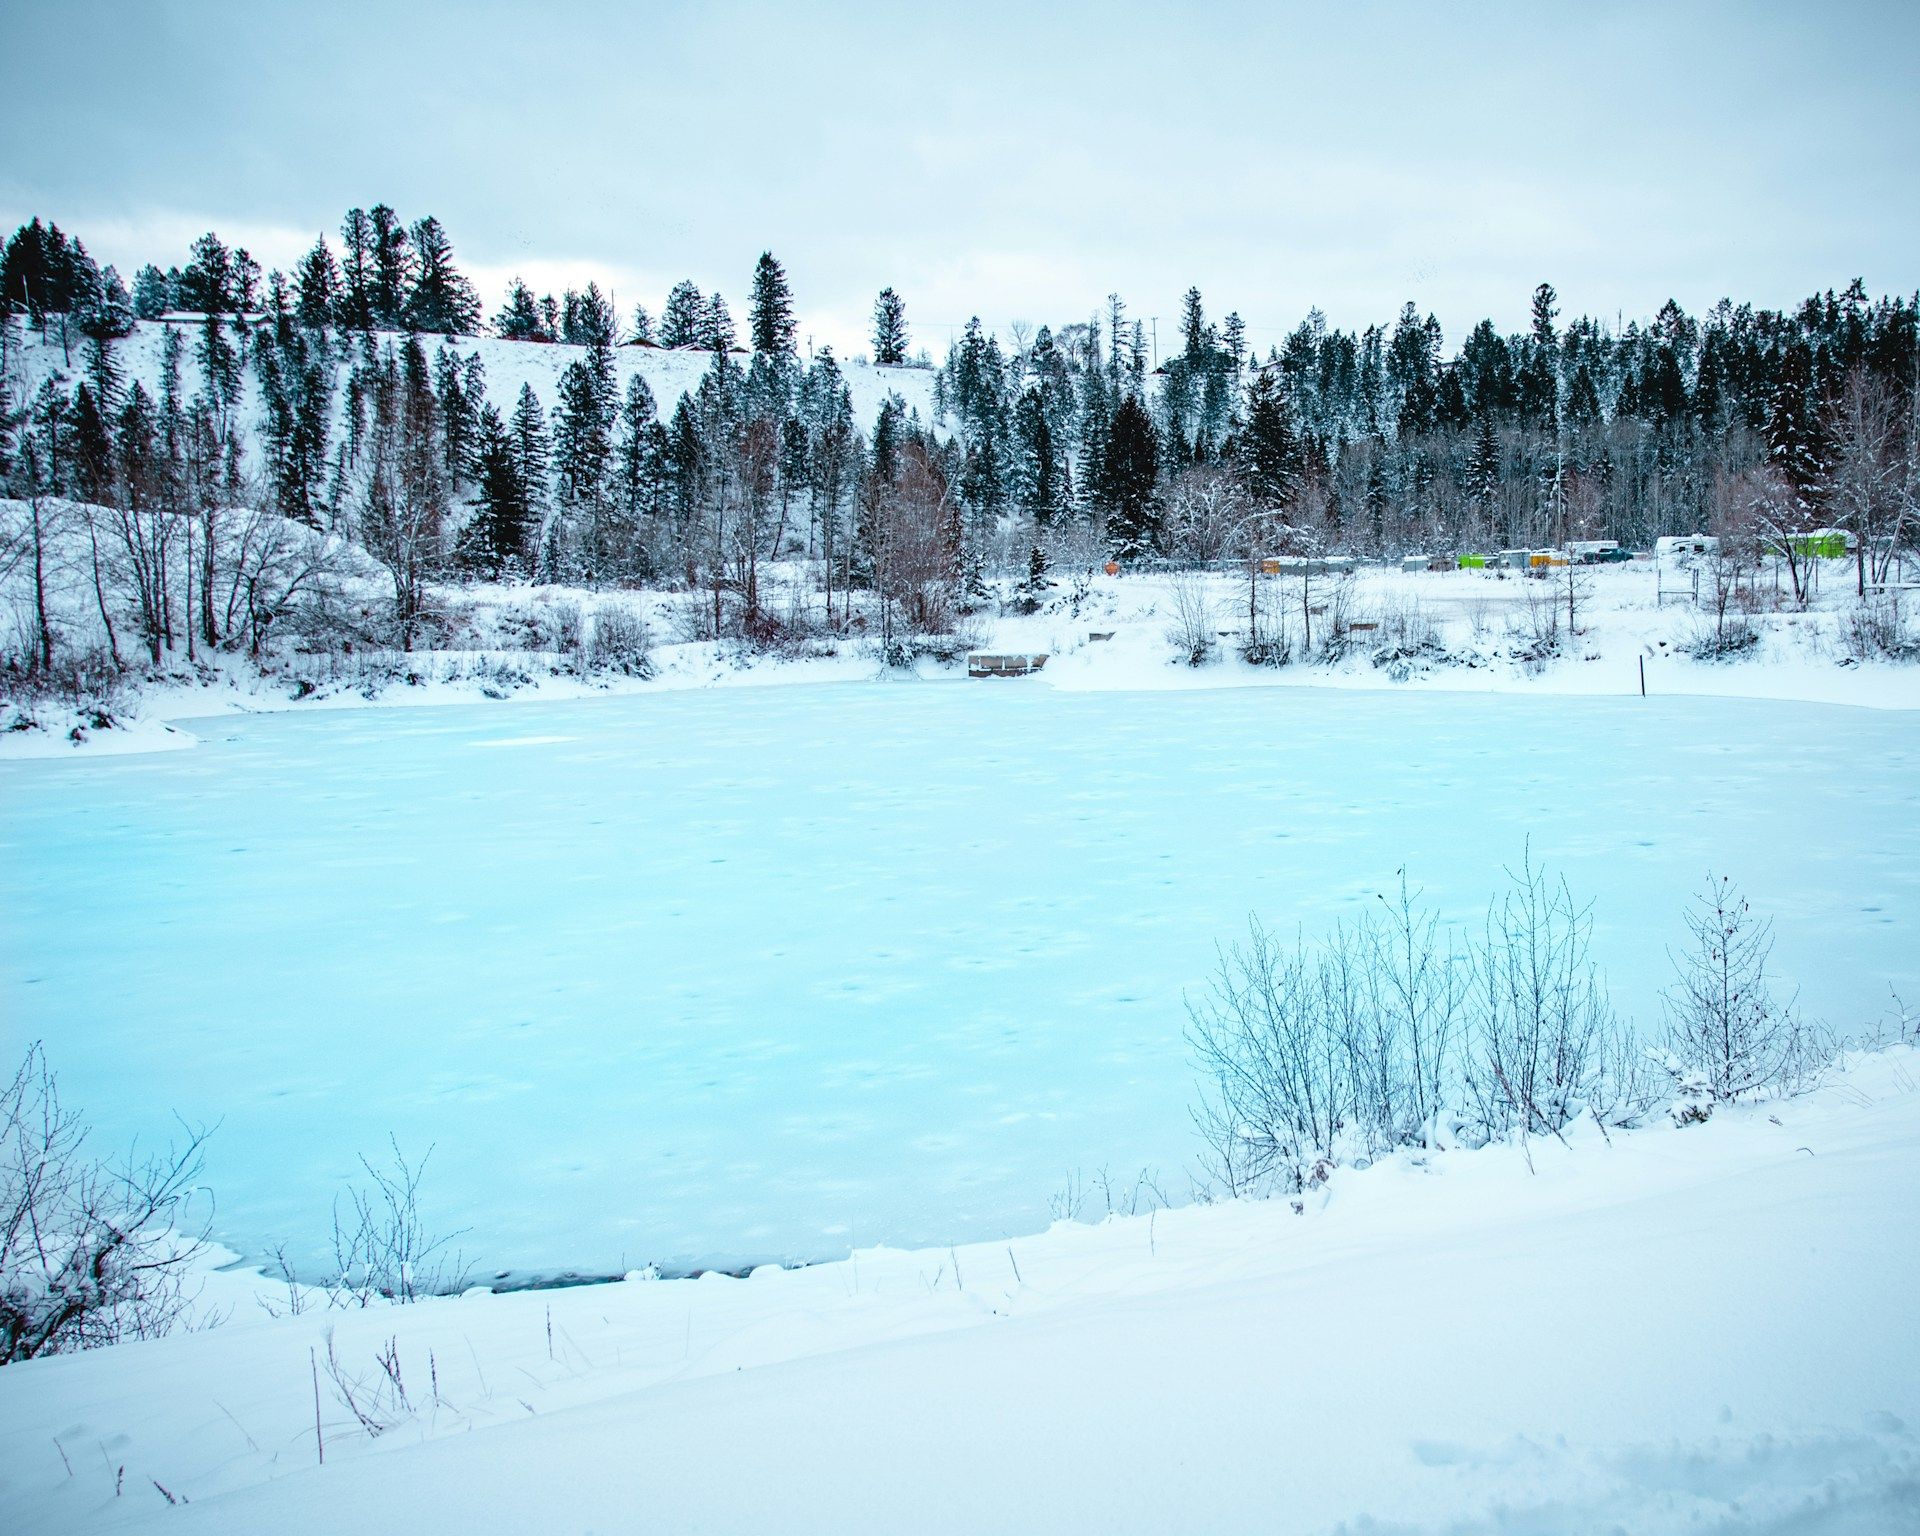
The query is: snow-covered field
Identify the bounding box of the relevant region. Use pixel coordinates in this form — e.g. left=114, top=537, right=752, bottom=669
left=3, top=1045, right=1916, bottom=1534
left=4, top=672, right=1917, bottom=1281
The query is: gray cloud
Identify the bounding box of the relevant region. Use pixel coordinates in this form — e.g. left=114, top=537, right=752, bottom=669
left=3, top=0, right=1916, bottom=353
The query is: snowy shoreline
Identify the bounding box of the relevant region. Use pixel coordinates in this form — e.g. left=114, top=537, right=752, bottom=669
left=5, top=1044, right=1915, bottom=1534
left=8, top=560, right=1920, bottom=762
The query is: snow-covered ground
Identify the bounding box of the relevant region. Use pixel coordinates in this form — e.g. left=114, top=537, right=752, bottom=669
left=3, top=1045, right=1915, bottom=1534
left=8, top=556, right=1920, bottom=763
left=4, top=673, right=1917, bottom=1282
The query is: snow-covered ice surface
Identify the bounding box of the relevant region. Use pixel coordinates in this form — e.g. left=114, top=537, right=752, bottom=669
left=3, top=682, right=1917, bottom=1279
left=2, top=1047, right=1916, bottom=1534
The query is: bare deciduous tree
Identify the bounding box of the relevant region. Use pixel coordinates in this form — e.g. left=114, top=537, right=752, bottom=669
left=872, top=438, right=961, bottom=645
left=1162, top=465, right=1250, bottom=565
left=1823, top=366, right=1904, bottom=595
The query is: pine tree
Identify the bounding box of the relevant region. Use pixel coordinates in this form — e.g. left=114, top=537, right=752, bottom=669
left=613, top=374, right=664, bottom=539
left=871, top=287, right=908, bottom=365
left=1101, top=395, right=1161, bottom=556
left=1180, top=287, right=1208, bottom=364
left=289, top=242, right=337, bottom=329
left=69, top=383, right=114, bottom=501
left=2, top=220, right=99, bottom=330
left=1238, top=368, right=1300, bottom=507
left=700, top=291, right=736, bottom=353
left=569, top=283, right=619, bottom=361
left=1015, top=385, right=1066, bottom=524
left=1516, top=346, right=1558, bottom=429
left=1024, top=540, right=1051, bottom=594
left=1388, top=303, right=1439, bottom=438
left=1459, top=320, right=1516, bottom=418
left=1564, top=363, right=1602, bottom=428
left=83, top=327, right=123, bottom=418
left=433, top=345, right=482, bottom=484
left=178, top=232, right=239, bottom=314
left=1530, top=283, right=1559, bottom=349
left=508, top=383, right=551, bottom=533
left=659, top=281, right=706, bottom=348
left=553, top=356, right=615, bottom=512
left=1767, top=341, right=1824, bottom=518
left=1223, top=313, right=1247, bottom=378
left=405, top=216, right=481, bottom=335
left=462, top=403, right=529, bottom=576
left=80, top=267, right=135, bottom=343
left=869, top=397, right=901, bottom=488
left=196, top=311, right=241, bottom=425
left=1468, top=413, right=1500, bottom=521
left=748, top=252, right=797, bottom=354
left=368, top=205, right=413, bottom=328
left=131, top=264, right=173, bottom=319
left=494, top=280, right=547, bottom=341
left=338, top=208, right=376, bottom=332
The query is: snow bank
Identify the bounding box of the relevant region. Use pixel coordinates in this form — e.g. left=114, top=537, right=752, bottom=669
left=3, top=1047, right=1914, bottom=1534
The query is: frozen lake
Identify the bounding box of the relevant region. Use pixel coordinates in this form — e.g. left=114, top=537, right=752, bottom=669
left=3, top=683, right=1917, bottom=1279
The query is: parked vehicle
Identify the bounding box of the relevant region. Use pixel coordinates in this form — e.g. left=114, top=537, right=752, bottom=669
left=1655, top=534, right=1719, bottom=559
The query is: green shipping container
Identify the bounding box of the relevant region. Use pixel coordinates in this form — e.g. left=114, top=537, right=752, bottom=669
left=1788, top=531, right=1851, bottom=560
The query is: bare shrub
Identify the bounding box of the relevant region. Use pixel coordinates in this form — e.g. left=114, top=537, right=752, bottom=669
left=1662, top=875, right=1812, bottom=1107
left=668, top=589, right=732, bottom=644
left=1837, top=591, right=1920, bottom=663
left=547, top=596, right=584, bottom=660
left=1188, top=919, right=1349, bottom=1196
left=1462, top=851, right=1619, bottom=1139
left=907, top=611, right=989, bottom=665
left=1355, top=875, right=1465, bottom=1143
left=324, top=1139, right=468, bottom=1306
left=1370, top=595, right=1448, bottom=680
left=1689, top=468, right=1765, bottom=659
left=0, top=1044, right=212, bottom=1364
left=1164, top=573, right=1217, bottom=666
left=1507, top=587, right=1562, bottom=673
left=1191, top=857, right=1668, bottom=1201
left=585, top=603, right=653, bottom=675
left=1307, top=569, right=1359, bottom=661
left=1683, top=609, right=1760, bottom=661
left=1048, top=1166, right=1170, bottom=1223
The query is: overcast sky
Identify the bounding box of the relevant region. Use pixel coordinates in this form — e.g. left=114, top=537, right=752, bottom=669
left=4, top=0, right=1917, bottom=358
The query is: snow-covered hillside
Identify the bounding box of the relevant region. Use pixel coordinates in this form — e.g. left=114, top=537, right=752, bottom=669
left=3, top=1046, right=1915, bottom=1534
left=11, top=320, right=940, bottom=443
